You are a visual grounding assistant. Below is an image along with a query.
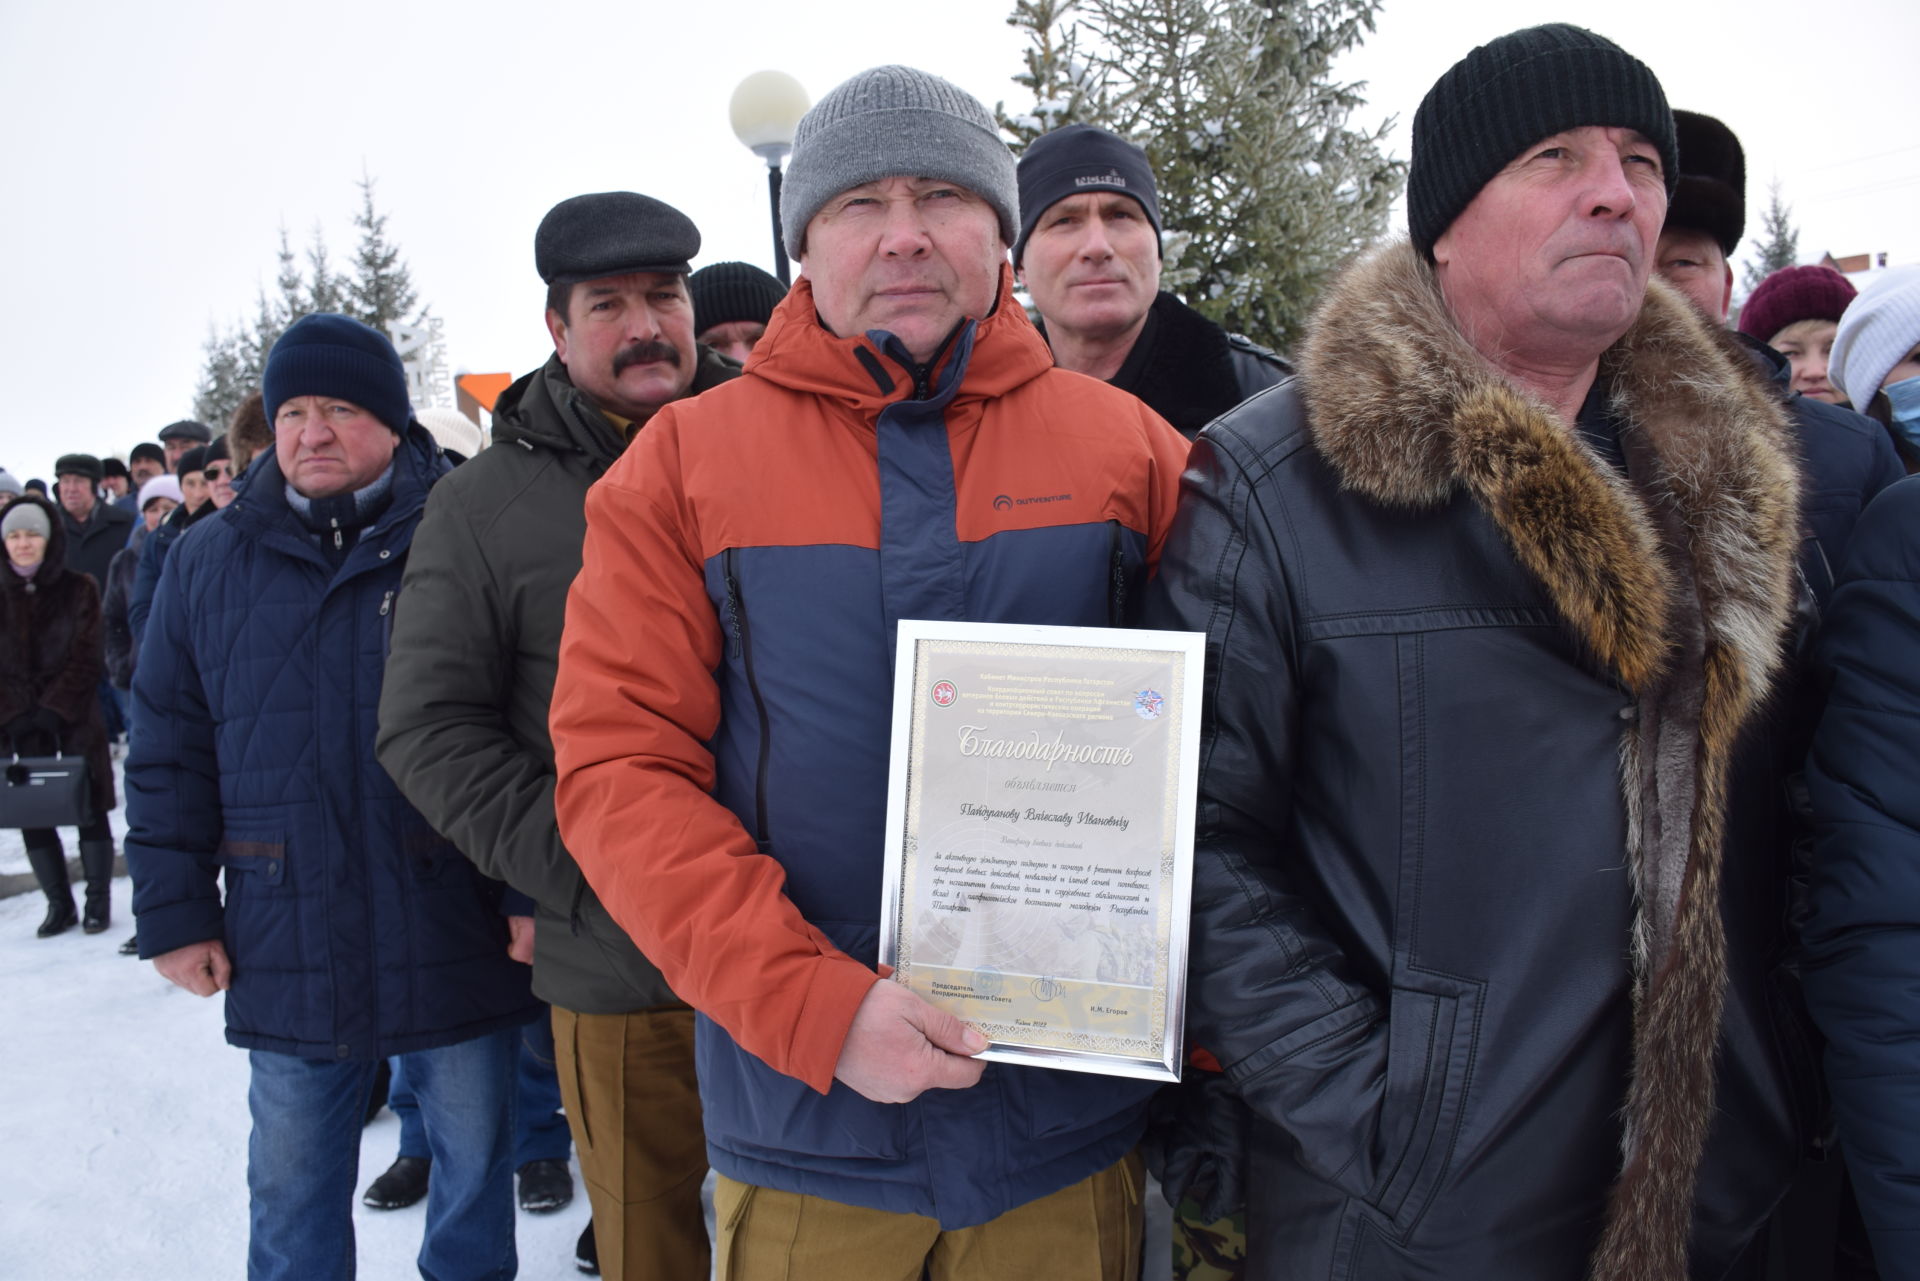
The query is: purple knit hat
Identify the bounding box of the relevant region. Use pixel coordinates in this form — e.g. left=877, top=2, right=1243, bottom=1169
left=1738, top=265, right=1858, bottom=342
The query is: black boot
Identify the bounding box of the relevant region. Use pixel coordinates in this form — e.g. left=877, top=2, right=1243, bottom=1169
left=574, top=1220, right=598, bottom=1275
left=361, top=1155, right=430, bottom=1209
left=25, top=840, right=76, bottom=938
left=79, top=838, right=115, bottom=934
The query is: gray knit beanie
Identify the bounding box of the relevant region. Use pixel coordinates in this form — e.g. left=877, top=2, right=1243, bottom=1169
left=2, top=501, right=51, bottom=539
left=780, top=66, right=1018, bottom=258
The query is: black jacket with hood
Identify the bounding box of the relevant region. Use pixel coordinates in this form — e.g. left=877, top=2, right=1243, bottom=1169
left=376, top=348, right=737, bottom=1013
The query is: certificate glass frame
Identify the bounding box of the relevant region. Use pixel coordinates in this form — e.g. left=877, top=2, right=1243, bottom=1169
left=880, top=619, right=1203, bottom=1082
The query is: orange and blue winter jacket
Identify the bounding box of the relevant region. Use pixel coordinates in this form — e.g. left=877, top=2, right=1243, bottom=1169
left=552, top=266, right=1192, bottom=1226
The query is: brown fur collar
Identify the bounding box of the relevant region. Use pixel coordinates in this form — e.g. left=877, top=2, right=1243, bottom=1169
left=1300, top=241, right=1802, bottom=1280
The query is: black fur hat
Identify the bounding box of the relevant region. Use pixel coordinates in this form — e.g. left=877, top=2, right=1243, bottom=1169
left=1668, top=110, right=1745, bottom=255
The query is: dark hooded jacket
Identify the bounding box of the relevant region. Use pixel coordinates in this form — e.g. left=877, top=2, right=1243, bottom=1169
left=1801, top=475, right=1920, bottom=1278
left=58, top=493, right=134, bottom=589
left=1142, top=243, right=1805, bottom=1280
left=376, top=347, right=738, bottom=1014
left=127, top=495, right=216, bottom=646
left=0, top=494, right=114, bottom=818
left=125, top=425, right=539, bottom=1059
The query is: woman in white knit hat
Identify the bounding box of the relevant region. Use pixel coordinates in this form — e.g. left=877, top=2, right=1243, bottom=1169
left=1831, top=264, right=1920, bottom=473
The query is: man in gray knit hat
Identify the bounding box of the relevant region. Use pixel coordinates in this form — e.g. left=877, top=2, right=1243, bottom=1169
left=549, top=64, right=1191, bottom=1277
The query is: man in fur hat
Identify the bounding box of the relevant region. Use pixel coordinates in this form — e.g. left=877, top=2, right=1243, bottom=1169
left=1144, top=25, right=1805, bottom=1280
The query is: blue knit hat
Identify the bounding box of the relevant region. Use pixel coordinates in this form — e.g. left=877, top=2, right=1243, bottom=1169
left=262, top=314, right=412, bottom=434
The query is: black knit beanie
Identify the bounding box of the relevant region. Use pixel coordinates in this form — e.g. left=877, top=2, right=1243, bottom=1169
left=1012, top=123, right=1162, bottom=268
left=262, top=313, right=412, bottom=436
left=1408, top=24, right=1677, bottom=259
left=688, top=261, right=787, bottom=334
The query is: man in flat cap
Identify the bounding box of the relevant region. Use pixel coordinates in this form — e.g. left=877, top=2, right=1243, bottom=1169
left=1145, top=25, right=1807, bottom=1278
left=156, top=418, right=212, bottom=470
left=1015, top=123, right=1289, bottom=438
left=377, top=190, right=735, bottom=1280
left=547, top=65, right=1191, bottom=1278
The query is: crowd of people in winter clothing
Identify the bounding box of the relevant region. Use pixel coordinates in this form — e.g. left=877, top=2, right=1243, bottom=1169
left=9, top=22, right=1920, bottom=1281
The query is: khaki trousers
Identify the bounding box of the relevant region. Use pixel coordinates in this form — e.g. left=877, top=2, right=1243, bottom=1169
left=552, top=1004, right=709, bottom=1280
left=715, top=1150, right=1144, bottom=1281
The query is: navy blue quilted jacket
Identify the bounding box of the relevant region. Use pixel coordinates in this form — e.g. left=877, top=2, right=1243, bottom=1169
left=1803, top=475, right=1920, bottom=1278
left=125, top=427, right=539, bottom=1059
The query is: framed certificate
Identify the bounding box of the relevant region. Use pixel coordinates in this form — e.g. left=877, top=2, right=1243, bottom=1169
left=880, top=619, right=1204, bottom=1082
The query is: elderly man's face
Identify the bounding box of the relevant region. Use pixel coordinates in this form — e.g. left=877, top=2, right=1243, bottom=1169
left=129, top=457, right=163, bottom=487
left=547, top=272, right=697, bottom=425
left=56, top=474, right=97, bottom=520
left=802, top=176, right=1004, bottom=366
left=162, top=437, right=194, bottom=468
left=1656, top=228, right=1733, bottom=323
left=1018, top=192, right=1161, bottom=348
left=1435, top=126, right=1668, bottom=363
left=273, top=396, right=400, bottom=499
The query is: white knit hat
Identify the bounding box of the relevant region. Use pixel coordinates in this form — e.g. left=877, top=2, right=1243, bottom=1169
left=137, top=474, right=184, bottom=510
left=1831, top=264, right=1920, bottom=407
left=417, top=408, right=487, bottom=461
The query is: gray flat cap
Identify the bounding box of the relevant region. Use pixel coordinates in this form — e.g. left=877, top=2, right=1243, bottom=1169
left=157, top=419, right=213, bottom=444
left=535, top=192, right=701, bottom=286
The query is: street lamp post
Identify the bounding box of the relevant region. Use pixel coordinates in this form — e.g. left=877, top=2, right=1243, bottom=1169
left=729, top=71, right=811, bottom=287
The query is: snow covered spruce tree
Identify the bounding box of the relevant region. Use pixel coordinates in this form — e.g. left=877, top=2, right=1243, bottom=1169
left=998, top=0, right=1404, bottom=353
left=1740, top=181, right=1801, bottom=294
left=191, top=175, right=447, bottom=426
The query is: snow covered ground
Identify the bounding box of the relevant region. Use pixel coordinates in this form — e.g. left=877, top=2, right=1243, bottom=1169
left=0, top=766, right=1171, bottom=1280
left=0, top=878, right=596, bottom=1281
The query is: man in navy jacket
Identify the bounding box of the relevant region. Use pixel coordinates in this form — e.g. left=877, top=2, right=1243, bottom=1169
left=126, top=314, right=539, bottom=1281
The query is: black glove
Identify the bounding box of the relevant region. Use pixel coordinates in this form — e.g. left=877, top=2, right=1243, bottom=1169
left=29, top=706, right=66, bottom=736
left=1141, top=1070, right=1248, bottom=1224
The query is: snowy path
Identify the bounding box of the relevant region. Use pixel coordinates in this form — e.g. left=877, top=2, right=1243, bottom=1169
left=0, top=879, right=593, bottom=1281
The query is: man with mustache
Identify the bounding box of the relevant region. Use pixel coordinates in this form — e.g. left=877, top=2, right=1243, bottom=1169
left=1014, top=124, right=1289, bottom=439
left=376, top=191, right=736, bottom=1279
left=548, top=66, right=1191, bottom=1279
left=1144, top=25, right=1808, bottom=1279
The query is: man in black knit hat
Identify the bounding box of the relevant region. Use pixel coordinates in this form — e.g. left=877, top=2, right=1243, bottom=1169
left=688, top=259, right=786, bottom=364
left=1014, top=124, right=1289, bottom=439
left=1144, top=25, right=1807, bottom=1279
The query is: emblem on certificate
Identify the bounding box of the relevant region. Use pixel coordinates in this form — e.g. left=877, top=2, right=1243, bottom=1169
left=880, top=620, right=1204, bottom=1081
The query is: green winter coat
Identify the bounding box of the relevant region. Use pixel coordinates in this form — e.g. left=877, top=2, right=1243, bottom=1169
left=376, top=348, right=739, bottom=1013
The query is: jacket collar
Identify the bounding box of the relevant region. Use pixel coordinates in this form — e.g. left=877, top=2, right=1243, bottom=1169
left=746, top=263, right=1055, bottom=417
left=225, top=423, right=443, bottom=552
left=494, top=348, right=742, bottom=469
left=1298, top=240, right=1800, bottom=700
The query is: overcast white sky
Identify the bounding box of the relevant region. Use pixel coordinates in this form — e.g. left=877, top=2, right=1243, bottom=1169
left=2, top=0, right=1914, bottom=485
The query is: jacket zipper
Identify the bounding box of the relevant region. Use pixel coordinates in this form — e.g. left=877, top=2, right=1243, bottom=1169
left=722, top=549, right=774, bottom=854
left=1107, top=520, right=1128, bottom=627
left=378, top=589, right=395, bottom=655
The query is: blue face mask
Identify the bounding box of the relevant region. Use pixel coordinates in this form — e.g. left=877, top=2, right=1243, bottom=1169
left=1884, top=375, right=1920, bottom=456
